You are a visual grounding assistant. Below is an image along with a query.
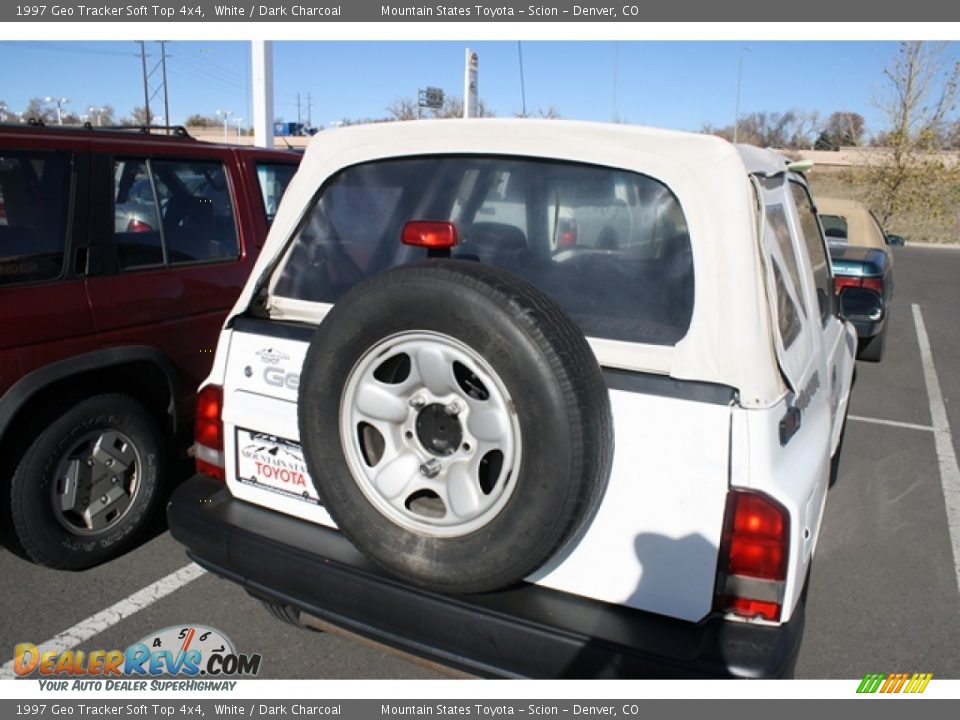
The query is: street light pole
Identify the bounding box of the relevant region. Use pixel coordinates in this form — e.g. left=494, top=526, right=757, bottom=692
left=88, top=106, right=106, bottom=127
left=216, top=110, right=232, bottom=142
left=733, top=46, right=750, bottom=145
left=45, top=96, right=70, bottom=125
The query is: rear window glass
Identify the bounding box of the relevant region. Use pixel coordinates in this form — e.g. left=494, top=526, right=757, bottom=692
left=0, top=151, right=70, bottom=286
left=273, top=156, right=694, bottom=345
left=820, top=214, right=848, bottom=242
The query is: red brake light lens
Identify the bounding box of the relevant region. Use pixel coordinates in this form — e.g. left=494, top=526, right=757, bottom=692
left=834, top=275, right=883, bottom=294
left=126, top=218, right=153, bottom=233
left=401, top=221, right=458, bottom=249
left=860, top=277, right=884, bottom=293
left=727, top=598, right=781, bottom=622
left=833, top=276, right=860, bottom=293
left=715, top=491, right=790, bottom=622
left=558, top=220, right=578, bottom=248
left=726, top=493, right=788, bottom=580
left=195, top=384, right=225, bottom=482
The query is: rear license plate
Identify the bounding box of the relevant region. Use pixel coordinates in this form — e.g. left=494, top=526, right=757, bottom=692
left=235, top=428, right=319, bottom=504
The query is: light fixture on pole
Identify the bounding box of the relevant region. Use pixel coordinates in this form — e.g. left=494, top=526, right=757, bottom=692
left=44, top=96, right=70, bottom=125
left=733, top=46, right=750, bottom=145
left=216, top=109, right=233, bottom=142
left=88, top=106, right=107, bottom=127
left=233, top=118, right=244, bottom=138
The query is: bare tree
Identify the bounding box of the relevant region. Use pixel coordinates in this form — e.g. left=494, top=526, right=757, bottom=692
left=516, top=105, right=562, bottom=119
left=789, top=110, right=821, bottom=149
left=387, top=98, right=418, bottom=121
left=429, top=95, right=495, bottom=119
left=24, top=97, right=55, bottom=123
left=870, top=41, right=960, bottom=224
left=703, top=109, right=811, bottom=148
left=121, top=106, right=154, bottom=126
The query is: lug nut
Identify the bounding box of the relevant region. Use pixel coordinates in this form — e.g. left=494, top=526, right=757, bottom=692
left=409, top=395, right=426, bottom=410
left=419, top=458, right=441, bottom=479
left=111, top=477, right=119, bottom=484
left=444, top=401, right=463, bottom=416
left=105, top=459, right=114, bottom=467
left=100, top=495, right=108, bottom=504
left=86, top=459, right=95, bottom=467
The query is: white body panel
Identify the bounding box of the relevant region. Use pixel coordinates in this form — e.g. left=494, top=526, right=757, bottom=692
left=220, top=330, right=733, bottom=623
left=531, top=391, right=731, bottom=622
left=199, top=123, right=858, bottom=629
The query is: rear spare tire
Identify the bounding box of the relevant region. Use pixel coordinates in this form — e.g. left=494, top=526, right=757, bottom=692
left=298, top=260, right=613, bottom=594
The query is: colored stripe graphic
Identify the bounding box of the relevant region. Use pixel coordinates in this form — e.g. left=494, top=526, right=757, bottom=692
left=857, top=672, right=932, bottom=694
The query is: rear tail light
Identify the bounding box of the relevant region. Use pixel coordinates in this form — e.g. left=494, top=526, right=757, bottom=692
left=834, top=274, right=883, bottom=295
left=558, top=219, right=578, bottom=248
left=126, top=218, right=153, bottom=233
left=715, top=490, right=789, bottom=622
left=195, top=384, right=225, bottom=482
left=860, top=277, right=884, bottom=293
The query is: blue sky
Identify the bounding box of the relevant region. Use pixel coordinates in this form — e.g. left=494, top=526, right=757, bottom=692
left=0, top=40, right=954, bottom=135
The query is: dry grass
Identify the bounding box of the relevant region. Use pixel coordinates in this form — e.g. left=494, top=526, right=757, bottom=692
left=807, top=167, right=960, bottom=244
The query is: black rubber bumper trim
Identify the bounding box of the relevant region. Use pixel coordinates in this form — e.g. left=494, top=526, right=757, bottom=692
left=168, top=475, right=804, bottom=679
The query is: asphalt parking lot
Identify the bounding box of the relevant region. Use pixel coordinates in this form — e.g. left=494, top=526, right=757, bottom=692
left=2, top=244, right=959, bottom=681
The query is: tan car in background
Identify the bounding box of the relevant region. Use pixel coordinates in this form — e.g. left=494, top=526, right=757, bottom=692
left=818, top=197, right=901, bottom=362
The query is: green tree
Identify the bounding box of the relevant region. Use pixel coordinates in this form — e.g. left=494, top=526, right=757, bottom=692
left=184, top=113, right=214, bottom=127
left=823, top=111, right=866, bottom=146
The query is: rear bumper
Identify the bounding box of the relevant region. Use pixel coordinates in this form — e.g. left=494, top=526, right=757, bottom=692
left=168, top=475, right=805, bottom=679
left=850, top=317, right=885, bottom=340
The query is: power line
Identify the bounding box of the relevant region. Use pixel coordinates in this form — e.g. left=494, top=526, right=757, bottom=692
left=4, top=41, right=132, bottom=57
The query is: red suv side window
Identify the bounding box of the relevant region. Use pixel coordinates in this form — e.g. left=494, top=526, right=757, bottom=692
left=113, top=158, right=239, bottom=271
left=0, top=150, right=71, bottom=286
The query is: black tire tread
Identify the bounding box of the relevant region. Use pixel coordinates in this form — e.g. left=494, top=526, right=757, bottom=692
left=10, top=393, right=164, bottom=570
left=298, top=260, right=613, bottom=594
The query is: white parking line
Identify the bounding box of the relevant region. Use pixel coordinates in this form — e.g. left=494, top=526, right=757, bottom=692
left=0, top=562, right=206, bottom=679
left=912, top=304, right=960, bottom=600
left=849, top=415, right=936, bottom=433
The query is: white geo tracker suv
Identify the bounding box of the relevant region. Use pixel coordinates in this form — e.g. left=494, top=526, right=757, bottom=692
left=168, top=119, right=857, bottom=678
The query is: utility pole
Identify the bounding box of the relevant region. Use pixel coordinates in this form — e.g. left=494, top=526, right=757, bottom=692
left=296, top=93, right=302, bottom=125
left=138, top=41, right=151, bottom=125
left=160, top=41, right=171, bottom=132
left=305, top=92, right=313, bottom=129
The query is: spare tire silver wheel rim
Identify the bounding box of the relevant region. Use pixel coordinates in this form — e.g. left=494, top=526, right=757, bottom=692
left=340, top=331, right=522, bottom=538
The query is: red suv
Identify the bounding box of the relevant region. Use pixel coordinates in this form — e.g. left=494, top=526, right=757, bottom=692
left=0, top=123, right=299, bottom=569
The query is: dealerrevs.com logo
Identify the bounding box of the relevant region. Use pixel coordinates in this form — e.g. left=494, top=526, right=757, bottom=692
left=14, top=625, right=261, bottom=691
left=857, top=673, right=933, bottom=694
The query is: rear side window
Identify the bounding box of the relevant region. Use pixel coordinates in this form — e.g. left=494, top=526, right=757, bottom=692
left=256, top=162, right=298, bottom=226
left=274, top=156, right=694, bottom=346
left=789, top=182, right=833, bottom=324
left=0, top=151, right=70, bottom=286
left=113, top=158, right=239, bottom=270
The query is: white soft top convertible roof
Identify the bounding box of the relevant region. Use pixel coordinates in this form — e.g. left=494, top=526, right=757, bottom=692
left=233, top=119, right=789, bottom=407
